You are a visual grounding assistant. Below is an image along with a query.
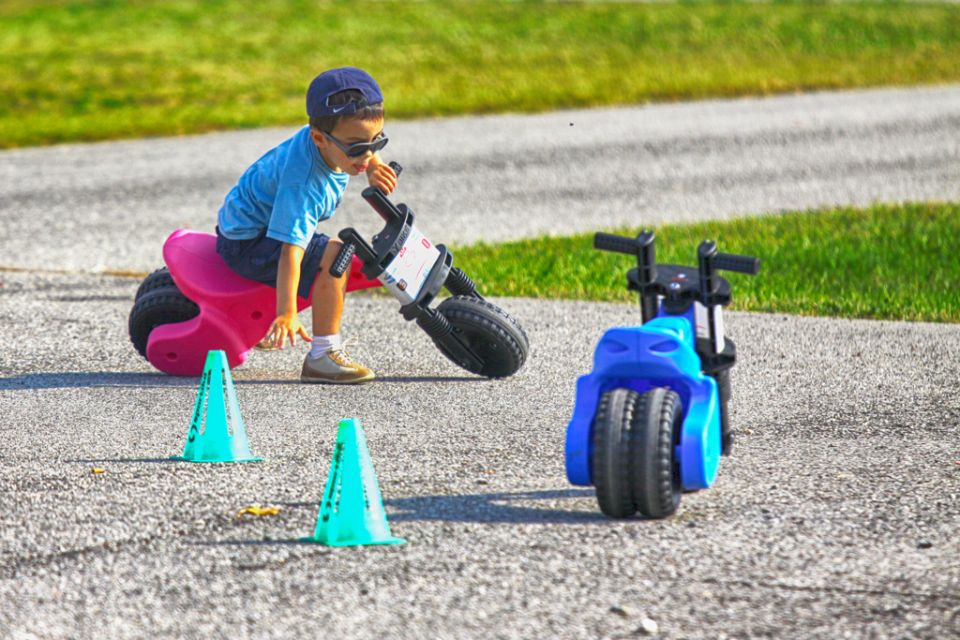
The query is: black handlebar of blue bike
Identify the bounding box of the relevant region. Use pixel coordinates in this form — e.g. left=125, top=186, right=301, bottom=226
left=712, top=252, right=760, bottom=275
left=594, top=232, right=643, bottom=255
left=598, top=232, right=759, bottom=275
left=331, top=162, right=405, bottom=278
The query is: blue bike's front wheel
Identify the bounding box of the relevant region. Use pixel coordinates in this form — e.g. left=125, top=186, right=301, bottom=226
left=631, top=387, right=683, bottom=519
left=591, top=387, right=683, bottom=519
left=592, top=388, right=639, bottom=518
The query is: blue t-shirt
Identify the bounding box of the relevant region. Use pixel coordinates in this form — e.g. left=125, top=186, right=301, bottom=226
left=217, top=126, right=349, bottom=249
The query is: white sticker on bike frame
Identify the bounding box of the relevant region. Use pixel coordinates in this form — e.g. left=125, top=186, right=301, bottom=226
left=712, top=305, right=726, bottom=353
left=378, top=224, right=441, bottom=306
left=694, top=302, right=709, bottom=340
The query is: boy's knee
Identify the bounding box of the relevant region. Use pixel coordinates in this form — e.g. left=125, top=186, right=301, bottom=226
left=322, top=239, right=342, bottom=261
left=316, top=240, right=347, bottom=284
left=317, top=239, right=339, bottom=268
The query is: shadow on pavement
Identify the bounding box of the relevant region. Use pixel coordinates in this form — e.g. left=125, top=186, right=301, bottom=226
left=190, top=538, right=324, bottom=548
left=0, top=371, right=196, bottom=390
left=233, top=375, right=483, bottom=386
left=64, top=457, right=182, bottom=464
left=374, top=375, right=484, bottom=383
left=385, top=488, right=607, bottom=524
left=188, top=490, right=610, bottom=548
left=0, top=371, right=483, bottom=390
left=278, top=488, right=606, bottom=525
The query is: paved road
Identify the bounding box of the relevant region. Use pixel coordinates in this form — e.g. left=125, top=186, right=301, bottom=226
left=1, top=85, right=960, bottom=274
left=0, top=272, right=958, bottom=639
left=1, top=87, right=959, bottom=638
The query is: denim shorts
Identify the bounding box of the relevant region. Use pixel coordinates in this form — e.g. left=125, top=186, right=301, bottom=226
left=215, top=227, right=330, bottom=300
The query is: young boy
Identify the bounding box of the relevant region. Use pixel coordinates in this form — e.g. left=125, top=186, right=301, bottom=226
left=215, top=67, right=397, bottom=384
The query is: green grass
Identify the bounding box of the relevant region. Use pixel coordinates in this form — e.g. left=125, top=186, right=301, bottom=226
left=451, top=203, right=960, bottom=323
left=5, top=1, right=960, bottom=147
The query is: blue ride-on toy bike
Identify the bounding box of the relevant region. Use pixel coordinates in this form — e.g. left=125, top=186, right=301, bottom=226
left=565, top=231, right=760, bottom=518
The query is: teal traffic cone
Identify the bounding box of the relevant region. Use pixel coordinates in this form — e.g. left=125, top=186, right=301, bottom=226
left=173, top=350, right=261, bottom=463
left=302, top=419, right=404, bottom=547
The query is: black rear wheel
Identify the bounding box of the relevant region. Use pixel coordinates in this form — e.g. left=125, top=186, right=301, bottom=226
left=630, top=388, right=683, bottom=519
left=128, top=287, right=199, bottom=359
left=434, top=296, right=528, bottom=378
left=134, top=267, right=176, bottom=301
left=711, top=368, right=733, bottom=456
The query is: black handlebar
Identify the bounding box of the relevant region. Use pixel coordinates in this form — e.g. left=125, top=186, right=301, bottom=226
left=329, top=241, right=356, bottom=278
left=332, top=161, right=406, bottom=278
left=594, top=232, right=643, bottom=256
left=362, top=162, right=403, bottom=223
left=596, top=232, right=759, bottom=275
left=698, top=240, right=760, bottom=276
left=712, top=252, right=760, bottom=275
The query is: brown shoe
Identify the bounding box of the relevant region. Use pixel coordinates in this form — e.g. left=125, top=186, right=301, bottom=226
left=300, top=349, right=375, bottom=384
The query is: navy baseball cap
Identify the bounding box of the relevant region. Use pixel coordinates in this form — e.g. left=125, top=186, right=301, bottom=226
left=306, top=67, right=383, bottom=118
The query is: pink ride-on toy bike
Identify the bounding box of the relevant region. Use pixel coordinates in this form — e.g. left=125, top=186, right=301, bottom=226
left=128, top=229, right=379, bottom=376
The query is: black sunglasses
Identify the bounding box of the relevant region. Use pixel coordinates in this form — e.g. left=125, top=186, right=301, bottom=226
left=324, top=130, right=389, bottom=158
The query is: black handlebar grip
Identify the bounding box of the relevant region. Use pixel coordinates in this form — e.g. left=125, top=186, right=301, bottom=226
left=361, top=161, right=404, bottom=223
left=329, top=242, right=356, bottom=278
left=362, top=186, right=403, bottom=223
left=713, top=252, right=760, bottom=275
left=594, top=232, right=640, bottom=255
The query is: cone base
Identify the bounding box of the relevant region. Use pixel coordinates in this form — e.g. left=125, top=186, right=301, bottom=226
left=170, top=456, right=263, bottom=464
left=299, top=535, right=405, bottom=547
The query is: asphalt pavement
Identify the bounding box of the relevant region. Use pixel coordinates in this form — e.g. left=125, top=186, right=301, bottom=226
left=1, top=86, right=959, bottom=639
left=1, top=85, right=959, bottom=273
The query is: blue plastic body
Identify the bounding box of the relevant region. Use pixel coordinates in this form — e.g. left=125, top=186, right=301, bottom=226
left=564, top=311, right=722, bottom=491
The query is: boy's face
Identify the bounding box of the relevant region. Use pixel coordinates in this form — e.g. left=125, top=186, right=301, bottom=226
left=311, top=116, right=385, bottom=176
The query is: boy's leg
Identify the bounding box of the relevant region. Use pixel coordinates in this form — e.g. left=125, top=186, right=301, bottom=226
left=301, top=239, right=375, bottom=384
left=310, top=239, right=347, bottom=335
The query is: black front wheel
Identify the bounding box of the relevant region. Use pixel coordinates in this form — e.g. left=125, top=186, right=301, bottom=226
left=591, top=387, right=683, bottom=519
left=434, top=296, right=528, bottom=378
left=630, top=387, right=683, bottom=519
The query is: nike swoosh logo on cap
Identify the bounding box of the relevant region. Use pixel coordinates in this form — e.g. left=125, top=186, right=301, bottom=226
left=330, top=105, right=350, bottom=114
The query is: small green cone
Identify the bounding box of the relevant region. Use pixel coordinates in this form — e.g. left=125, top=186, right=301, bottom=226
left=174, top=350, right=261, bottom=463
left=303, top=419, right=404, bottom=547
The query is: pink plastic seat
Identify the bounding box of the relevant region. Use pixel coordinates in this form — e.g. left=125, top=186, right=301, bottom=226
left=146, top=229, right=380, bottom=376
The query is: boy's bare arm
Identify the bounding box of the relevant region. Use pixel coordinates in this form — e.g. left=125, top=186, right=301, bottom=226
left=268, top=243, right=312, bottom=349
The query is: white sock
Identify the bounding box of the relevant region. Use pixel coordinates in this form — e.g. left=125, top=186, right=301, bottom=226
left=309, top=334, right=341, bottom=359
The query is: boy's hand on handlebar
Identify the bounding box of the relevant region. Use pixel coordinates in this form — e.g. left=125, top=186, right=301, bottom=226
left=266, top=313, right=311, bottom=349
left=366, top=161, right=397, bottom=195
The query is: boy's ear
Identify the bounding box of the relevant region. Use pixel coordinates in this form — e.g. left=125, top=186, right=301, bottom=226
left=310, top=127, right=326, bottom=149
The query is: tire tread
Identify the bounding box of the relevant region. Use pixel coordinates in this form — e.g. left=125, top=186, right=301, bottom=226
left=128, top=288, right=199, bottom=359
left=592, top=388, right=639, bottom=518
left=434, top=296, right=528, bottom=378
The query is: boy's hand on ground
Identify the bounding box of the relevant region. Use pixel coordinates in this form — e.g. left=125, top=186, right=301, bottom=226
left=266, top=313, right=311, bottom=349
left=366, top=162, right=397, bottom=194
